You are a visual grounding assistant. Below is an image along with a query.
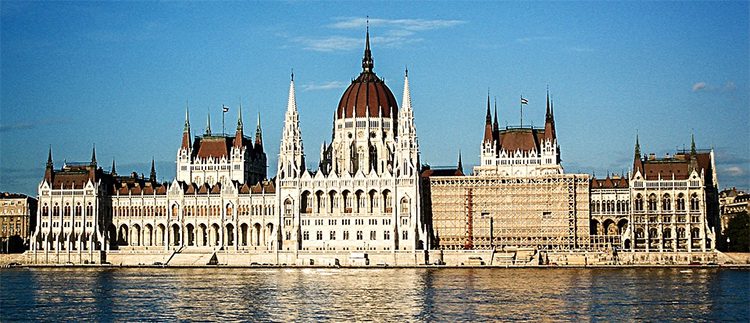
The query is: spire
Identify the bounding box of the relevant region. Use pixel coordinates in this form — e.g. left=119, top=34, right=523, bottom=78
left=237, top=100, right=244, bottom=130
left=402, top=67, right=412, bottom=111
left=234, top=102, right=244, bottom=149
left=690, top=133, right=697, bottom=155
left=205, top=110, right=212, bottom=135
left=493, top=97, right=499, bottom=132
left=111, top=158, right=117, bottom=176
left=255, top=112, right=263, bottom=147
left=91, top=144, right=97, bottom=165
left=184, top=102, right=191, bottom=131
left=287, top=72, right=298, bottom=114
left=362, top=17, right=374, bottom=73
left=149, top=157, right=156, bottom=182
left=544, top=88, right=557, bottom=140
left=457, top=150, right=463, bottom=173
left=182, top=103, right=192, bottom=149
left=46, top=145, right=53, bottom=168
left=546, top=87, right=552, bottom=119
left=44, top=145, right=54, bottom=182
left=635, top=133, right=641, bottom=157
left=633, top=133, right=643, bottom=175
left=483, top=94, right=493, bottom=143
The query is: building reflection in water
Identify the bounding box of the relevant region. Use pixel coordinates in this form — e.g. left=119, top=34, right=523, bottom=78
left=1, top=268, right=746, bottom=321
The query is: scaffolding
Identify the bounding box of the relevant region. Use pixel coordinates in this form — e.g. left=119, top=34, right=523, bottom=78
left=429, top=175, right=591, bottom=250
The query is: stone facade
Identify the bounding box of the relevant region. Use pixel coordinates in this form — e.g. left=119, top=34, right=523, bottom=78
left=0, top=192, right=37, bottom=253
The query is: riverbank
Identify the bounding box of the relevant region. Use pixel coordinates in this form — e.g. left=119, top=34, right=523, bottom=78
left=3, top=250, right=749, bottom=268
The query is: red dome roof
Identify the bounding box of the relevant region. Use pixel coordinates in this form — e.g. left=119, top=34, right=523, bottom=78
left=337, top=73, right=398, bottom=119
left=335, top=29, right=398, bottom=120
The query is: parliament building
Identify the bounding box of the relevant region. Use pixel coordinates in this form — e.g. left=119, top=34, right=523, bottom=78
left=29, top=29, right=721, bottom=266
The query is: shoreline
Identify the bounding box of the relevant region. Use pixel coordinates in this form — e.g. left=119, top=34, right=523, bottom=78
left=6, top=263, right=750, bottom=270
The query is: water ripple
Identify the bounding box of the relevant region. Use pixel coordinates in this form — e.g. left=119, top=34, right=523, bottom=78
left=1, top=268, right=748, bottom=321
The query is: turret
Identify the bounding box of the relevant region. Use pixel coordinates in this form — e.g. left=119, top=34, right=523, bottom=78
left=91, top=144, right=97, bottom=166
left=633, top=134, right=643, bottom=175
left=205, top=110, right=212, bottom=135
left=182, top=105, right=191, bottom=149
left=483, top=95, right=493, bottom=143
left=234, top=105, right=244, bottom=148
left=278, top=72, right=305, bottom=178
left=255, top=112, right=263, bottom=150
left=149, top=157, right=157, bottom=182
left=44, top=146, right=54, bottom=183
left=544, top=89, right=556, bottom=141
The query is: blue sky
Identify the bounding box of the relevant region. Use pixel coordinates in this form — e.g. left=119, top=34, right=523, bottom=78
left=1, top=1, right=748, bottom=195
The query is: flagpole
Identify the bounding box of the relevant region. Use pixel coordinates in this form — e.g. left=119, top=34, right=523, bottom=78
left=222, top=105, right=226, bottom=135
left=520, top=95, right=523, bottom=127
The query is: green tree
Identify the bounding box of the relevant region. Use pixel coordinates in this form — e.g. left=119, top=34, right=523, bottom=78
left=725, top=211, right=749, bottom=252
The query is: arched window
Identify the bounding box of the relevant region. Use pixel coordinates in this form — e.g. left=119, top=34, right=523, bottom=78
left=43, top=204, right=49, bottom=216
left=64, top=203, right=71, bottom=217
left=690, top=194, right=699, bottom=211
left=676, top=194, right=685, bottom=211
left=75, top=203, right=82, bottom=216
left=647, top=194, right=657, bottom=211
left=400, top=197, right=410, bottom=216
left=284, top=199, right=293, bottom=216
left=635, top=194, right=643, bottom=211
left=86, top=203, right=93, bottom=217
left=662, top=194, right=671, bottom=211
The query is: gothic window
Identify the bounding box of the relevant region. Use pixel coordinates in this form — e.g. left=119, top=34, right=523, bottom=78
left=64, top=203, right=71, bottom=217
left=75, top=203, right=82, bottom=216
left=343, top=231, right=350, bottom=240
left=383, top=190, right=392, bottom=212
left=303, top=231, right=309, bottom=240
left=677, top=194, right=686, bottom=211
left=402, top=230, right=408, bottom=240
left=400, top=197, right=410, bottom=216
left=662, top=194, right=671, bottom=211
left=691, top=228, right=700, bottom=239
left=316, top=231, right=322, bottom=240
left=330, top=231, right=336, bottom=240
left=634, top=194, right=643, bottom=211
left=647, top=194, right=657, bottom=212
left=86, top=203, right=93, bottom=217
left=384, top=231, right=390, bottom=240
left=356, top=231, right=363, bottom=240
left=690, top=194, right=699, bottom=211
left=43, top=204, right=49, bottom=217
left=370, top=231, right=376, bottom=240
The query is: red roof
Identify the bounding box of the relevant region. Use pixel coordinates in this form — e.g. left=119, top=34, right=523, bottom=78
left=640, top=152, right=712, bottom=180
left=195, top=136, right=233, bottom=159
left=337, top=72, right=398, bottom=119
left=498, top=128, right=543, bottom=152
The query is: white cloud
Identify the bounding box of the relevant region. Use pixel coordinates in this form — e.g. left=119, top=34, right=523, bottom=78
left=294, top=36, right=360, bottom=52
left=292, top=17, right=465, bottom=52
left=516, top=36, right=558, bottom=45
left=329, top=17, right=465, bottom=31
left=724, top=81, right=737, bottom=92
left=302, top=81, right=346, bottom=91
left=725, top=166, right=745, bottom=176
left=692, top=81, right=736, bottom=93
left=569, top=46, right=595, bottom=53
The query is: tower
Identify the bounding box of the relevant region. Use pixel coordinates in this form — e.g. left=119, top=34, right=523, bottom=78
left=278, top=73, right=305, bottom=179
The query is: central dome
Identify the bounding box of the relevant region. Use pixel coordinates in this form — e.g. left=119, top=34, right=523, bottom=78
left=336, top=29, right=398, bottom=119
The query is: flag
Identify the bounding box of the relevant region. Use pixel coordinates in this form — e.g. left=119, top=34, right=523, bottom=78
left=222, top=105, right=229, bottom=113
left=520, top=97, right=529, bottom=105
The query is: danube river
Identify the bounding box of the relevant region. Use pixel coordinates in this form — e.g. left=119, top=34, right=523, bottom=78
left=1, top=268, right=748, bottom=321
